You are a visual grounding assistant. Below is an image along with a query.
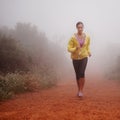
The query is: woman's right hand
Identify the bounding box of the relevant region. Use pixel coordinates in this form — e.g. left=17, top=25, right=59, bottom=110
left=76, top=46, right=80, bottom=50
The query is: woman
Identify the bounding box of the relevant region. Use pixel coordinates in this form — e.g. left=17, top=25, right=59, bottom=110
left=67, top=21, right=91, bottom=97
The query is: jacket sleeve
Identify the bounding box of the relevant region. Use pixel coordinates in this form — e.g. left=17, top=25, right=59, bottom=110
left=87, top=36, right=91, bottom=55
left=67, top=37, right=76, bottom=53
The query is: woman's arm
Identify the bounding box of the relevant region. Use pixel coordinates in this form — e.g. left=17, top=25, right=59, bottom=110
left=87, top=36, right=91, bottom=57
left=67, top=37, right=77, bottom=53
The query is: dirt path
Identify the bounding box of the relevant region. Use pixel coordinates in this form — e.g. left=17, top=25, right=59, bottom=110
left=0, top=78, right=120, bottom=120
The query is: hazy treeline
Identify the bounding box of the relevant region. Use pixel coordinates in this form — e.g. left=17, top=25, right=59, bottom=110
left=0, top=23, right=71, bottom=100
left=0, top=23, right=70, bottom=77
left=0, top=33, right=31, bottom=73
left=103, top=43, right=120, bottom=80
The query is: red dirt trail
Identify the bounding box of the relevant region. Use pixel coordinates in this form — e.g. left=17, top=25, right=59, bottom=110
left=0, top=77, right=120, bottom=120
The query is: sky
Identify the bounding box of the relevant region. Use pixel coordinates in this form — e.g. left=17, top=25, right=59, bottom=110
left=0, top=0, right=120, bottom=58
left=0, top=0, right=120, bottom=39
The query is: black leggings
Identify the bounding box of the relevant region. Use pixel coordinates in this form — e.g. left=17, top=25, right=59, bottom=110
left=72, top=57, right=88, bottom=80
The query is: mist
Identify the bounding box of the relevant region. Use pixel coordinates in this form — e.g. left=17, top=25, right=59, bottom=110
left=0, top=1, right=120, bottom=119
left=0, top=0, right=120, bottom=80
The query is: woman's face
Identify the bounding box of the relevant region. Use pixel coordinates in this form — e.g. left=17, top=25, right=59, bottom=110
left=76, top=24, right=84, bottom=33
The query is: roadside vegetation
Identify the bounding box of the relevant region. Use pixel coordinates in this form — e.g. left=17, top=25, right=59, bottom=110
left=0, top=23, right=66, bottom=101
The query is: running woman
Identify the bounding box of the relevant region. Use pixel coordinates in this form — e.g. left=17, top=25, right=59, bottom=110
left=67, top=21, right=91, bottom=97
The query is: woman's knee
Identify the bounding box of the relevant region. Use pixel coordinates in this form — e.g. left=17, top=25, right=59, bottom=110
left=80, top=73, right=85, bottom=77
left=79, top=73, right=85, bottom=79
left=76, top=73, right=85, bottom=80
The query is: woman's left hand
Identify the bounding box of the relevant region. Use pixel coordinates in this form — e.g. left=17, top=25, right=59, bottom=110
left=89, top=53, right=92, bottom=57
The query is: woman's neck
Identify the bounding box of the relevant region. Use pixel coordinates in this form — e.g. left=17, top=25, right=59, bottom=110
left=77, top=32, right=83, bottom=36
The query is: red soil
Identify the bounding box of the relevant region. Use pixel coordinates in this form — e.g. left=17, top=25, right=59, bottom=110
left=0, top=77, right=120, bottom=120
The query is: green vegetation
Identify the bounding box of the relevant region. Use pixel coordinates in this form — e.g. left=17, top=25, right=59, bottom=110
left=0, top=34, right=30, bottom=73
left=0, top=23, right=62, bottom=101
left=104, top=44, right=120, bottom=80
left=107, top=56, right=120, bottom=80
left=0, top=72, right=57, bottom=101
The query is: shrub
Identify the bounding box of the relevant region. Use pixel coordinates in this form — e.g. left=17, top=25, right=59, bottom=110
left=5, top=73, right=26, bottom=93
left=105, top=56, right=120, bottom=80
left=0, top=88, right=13, bottom=100
left=0, top=75, right=14, bottom=100
left=0, top=23, right=59, bottom=101
left=0, top=34, right=31, bottom=73
left=0, top=71, right=57, bottom=101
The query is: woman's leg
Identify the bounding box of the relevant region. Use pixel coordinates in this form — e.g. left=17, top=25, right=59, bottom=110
left=78, top=57, right=88, bottom=93
left=80, top=77, right=85, bottom=92
left=72, top=60, right=80, bottom=91
left=78, top=78, right=82, bottom=92
left=76, top=80, right=80, bottom=91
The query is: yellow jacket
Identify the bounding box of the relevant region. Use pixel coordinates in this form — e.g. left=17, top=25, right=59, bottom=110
left=67, top=33, right=91, bottom=60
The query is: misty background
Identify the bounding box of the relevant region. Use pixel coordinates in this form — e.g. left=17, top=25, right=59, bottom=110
left=0, top=0, right=120, bottom=81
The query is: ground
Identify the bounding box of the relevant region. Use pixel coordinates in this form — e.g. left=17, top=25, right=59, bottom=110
left=0, top=76, right=120, bottom=120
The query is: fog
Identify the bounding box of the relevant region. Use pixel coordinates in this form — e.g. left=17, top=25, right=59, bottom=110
left=0, top=0, right=120, bottom=80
